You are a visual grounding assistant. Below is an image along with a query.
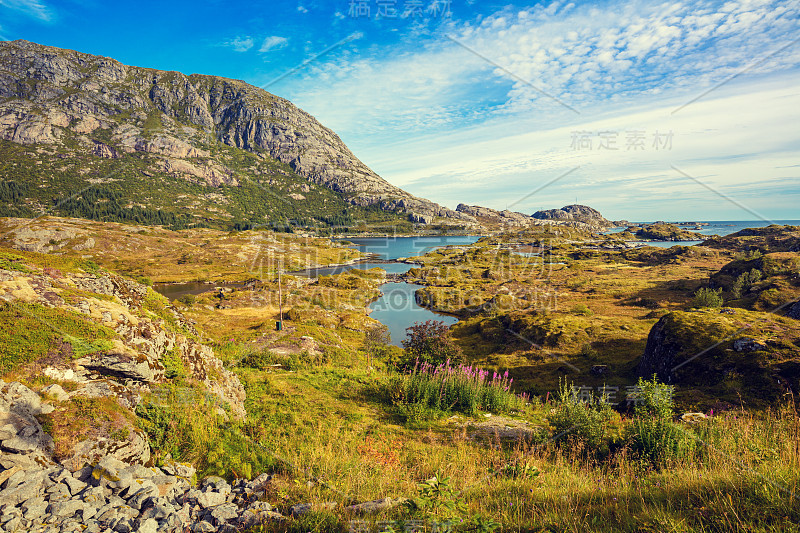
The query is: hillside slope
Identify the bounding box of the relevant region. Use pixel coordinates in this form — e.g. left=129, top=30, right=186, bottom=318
left=0, top=40, right=473, bottom=229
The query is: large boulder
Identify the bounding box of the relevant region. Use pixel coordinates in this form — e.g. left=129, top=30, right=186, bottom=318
left=0, top=381, right=55, bottom=464
left=637, top=309, right=800, bottom=405
left=788, top=300, right=800, bottom=320
left=532, top=204, right=611, bottom=227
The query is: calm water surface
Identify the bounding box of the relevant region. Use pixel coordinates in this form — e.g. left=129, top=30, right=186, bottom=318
left=338, top=235, right=482, bottom=260
left=368, top=282, right=458, bottom=347
left=153, top=281, right=249, bottom=300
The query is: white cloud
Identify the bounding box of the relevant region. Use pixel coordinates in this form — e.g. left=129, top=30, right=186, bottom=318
left=369, top=77, right=800, bottom=219
left=297, top=5, right=308, bottom=13
left=0, top=0, right=53, bottom=22
left=286, top=0, right=800, bottom=142
left=259, top=36, right=289, bottom=53
left=224, top=36, right=255, bottom=52
left=273, top=0, right=800, bottom=218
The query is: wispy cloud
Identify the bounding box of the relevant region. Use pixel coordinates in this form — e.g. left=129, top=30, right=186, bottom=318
left=259, top=35, right=289, bottom=53
left=297, top=5, right=308, bottom=14
left=277, top=0, right=800, bottom=218
left=223, top=35, right=255, bottom=52
left=0, top=0, right=53, bottom=22
left=288, top=0, right=800, bottom=137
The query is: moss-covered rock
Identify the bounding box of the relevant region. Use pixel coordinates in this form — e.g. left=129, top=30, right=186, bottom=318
left=637, top=309, right=800, bottom=406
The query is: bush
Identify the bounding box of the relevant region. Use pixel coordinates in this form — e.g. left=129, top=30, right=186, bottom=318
left=386, top=361, right=524, bottom=417
left=401, top=320, right=463, bottom=367
left=692, top=287, right=723, bottom=308
left=625, top=376, right=696, bottom=467
left=177, top=294, right=197, bottom=306
left=239, top=348, right=282, bottom=370
left=633, top=374, right=675, bottom=419
left=571, top=303, right=593, bottom=316
left=731, top=268, right=762, bottom=298
left=627, top=417, right=696, bottom=467
left=546, top=380, right=620, bottom=453
left=162, top=349, right=187, bottom=379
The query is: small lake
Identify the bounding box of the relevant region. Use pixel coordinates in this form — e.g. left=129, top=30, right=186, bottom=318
left=291, top=261, right=418, bottom=278
left=153, top=236, right=479, bottom=346
left=368, top=282, right=458, bottom=347
left=337, top=236, right=479, bottom=344
left=337, top=235, right=482, bottom=260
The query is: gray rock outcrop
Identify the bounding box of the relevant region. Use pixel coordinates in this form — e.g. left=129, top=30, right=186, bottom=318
left=532, top=204, right=612, bottom=228
left=0, top=266, right=245, bottom=419
left=636, top=315, right=685, bottom=383
left=788, top=300, right=800, bottom=320
left=0, top=39, right=472, bottom=222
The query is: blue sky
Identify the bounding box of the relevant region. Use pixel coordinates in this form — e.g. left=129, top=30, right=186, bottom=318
left=1, top=0, right=799, bottom=220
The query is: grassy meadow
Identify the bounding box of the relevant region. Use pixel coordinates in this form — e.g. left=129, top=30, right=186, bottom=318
left=1, top=219, right=799, bottom=531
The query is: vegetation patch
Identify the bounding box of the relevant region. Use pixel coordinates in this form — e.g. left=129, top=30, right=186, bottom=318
left=0, top=301, right=116, bottom=376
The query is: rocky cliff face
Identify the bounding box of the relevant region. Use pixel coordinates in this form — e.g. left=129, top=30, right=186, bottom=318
left=457, top=203, right=608, bottom=230
left=531, top=205, right=612, bottom=228
left=0, top=258, right=245, bottom=421
left=0, top=39, right=471, bottom=224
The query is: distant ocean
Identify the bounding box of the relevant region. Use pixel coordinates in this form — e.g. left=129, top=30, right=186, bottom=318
left=607, top=220, right=800, bottom=238
left=676, top=220, right=800, bottom=237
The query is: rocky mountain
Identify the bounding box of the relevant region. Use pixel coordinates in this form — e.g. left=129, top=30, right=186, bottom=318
left=457, top=202, right=612, bottom=230
left=532, top=204, right=612, bottom=227
left=0, top=40, right=472, bottom=228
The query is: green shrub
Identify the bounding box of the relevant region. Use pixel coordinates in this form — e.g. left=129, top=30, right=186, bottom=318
left=162, top=349, right=187, bottom=379
left=546, top=380, right=620, bottom=453
left=401, top=320, right=463, bottom=367
left=626, top=417, right=696, bottom=467
left=571, top=303, right=593, bottom=316
left=625, top=376, right=696, bottom=467
left=692, top=287, right=723, bottom=308
left=633, top=375, right=675, bottom=419
left=177, top=294, right=197, bottom=306
left=731, top=268, right=762, bottom=298
left=240, top=348, right=283, bottom=370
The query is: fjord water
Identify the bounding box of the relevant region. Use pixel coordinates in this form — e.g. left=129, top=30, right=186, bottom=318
left=609, top=220, right=800, bottom=248
left=339, top=235, right=482, bottom=260
left=368, top=282, right=458, bottom=347
left=691, top=220, right=800, bottom=236
left=346, top=236, right=480, bottom=346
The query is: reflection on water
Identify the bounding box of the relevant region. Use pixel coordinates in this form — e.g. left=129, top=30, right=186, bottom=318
left=337, top=235, right=482, bottom=260
left=291, top=262, right=418, bottom=278
left=369, top=282, right=458, bottom=347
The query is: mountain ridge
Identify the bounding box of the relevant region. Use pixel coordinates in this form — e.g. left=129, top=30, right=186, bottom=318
left=0, top=39, right=473, bottom=227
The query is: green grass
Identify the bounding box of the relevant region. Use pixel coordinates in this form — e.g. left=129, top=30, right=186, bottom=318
left=0, top=301, right=117, bottom=375
left=385, top=362, right=526, bottom=417
left=132, top=355, right=800, bottom=532
left=0, top=250, right=34, bottom=273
